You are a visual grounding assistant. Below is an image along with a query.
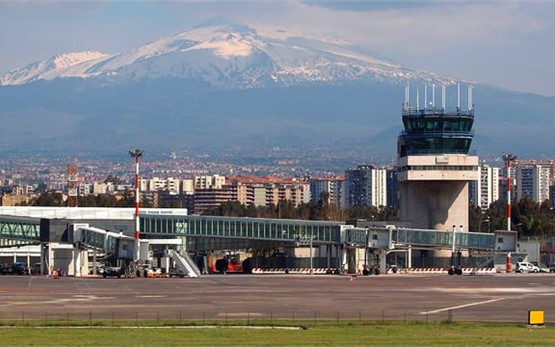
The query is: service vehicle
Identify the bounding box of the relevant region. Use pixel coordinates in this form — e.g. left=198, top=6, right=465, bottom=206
left=11, top=262, right=28, bottom=275
left=208, top=252, right=247, bottom=274
left=103, top=266, right=125, bottom=278
left=168, top=268, right=186, bottom=278
left=516, top=261, right=540, bottom=273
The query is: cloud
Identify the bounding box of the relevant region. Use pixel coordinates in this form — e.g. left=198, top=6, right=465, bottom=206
left=0, top=0, right=110, bottom=16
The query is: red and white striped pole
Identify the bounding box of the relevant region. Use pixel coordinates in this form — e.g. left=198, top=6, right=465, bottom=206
left=507, top=161, right=512, bottom=231
left=129, top=148, right=144, bottom=261
left=504, top=154, right=517, bottom=231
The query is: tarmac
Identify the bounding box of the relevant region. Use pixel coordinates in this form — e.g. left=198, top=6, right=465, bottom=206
left=1, top=273, right=554, bottom=324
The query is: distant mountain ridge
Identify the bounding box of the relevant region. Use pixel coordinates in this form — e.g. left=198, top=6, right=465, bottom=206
left=1, top=23, right=455, bottom=88
left=0, top=22, right=554, bottom=162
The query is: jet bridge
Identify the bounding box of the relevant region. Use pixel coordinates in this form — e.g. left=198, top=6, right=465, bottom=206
left=343, top=225, right=511, bottom=274
left=71, top=223, right=135, bottom=258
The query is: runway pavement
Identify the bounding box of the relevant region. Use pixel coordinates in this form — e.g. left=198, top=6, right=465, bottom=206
left=1, top=273, right=554, bottom=323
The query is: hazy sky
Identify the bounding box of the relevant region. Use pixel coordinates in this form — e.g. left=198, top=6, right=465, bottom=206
left=1, top=0, right=554, bottom=96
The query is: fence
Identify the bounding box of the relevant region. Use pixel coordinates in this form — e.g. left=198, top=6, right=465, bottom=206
left=0, top=307, right=524, bottom=325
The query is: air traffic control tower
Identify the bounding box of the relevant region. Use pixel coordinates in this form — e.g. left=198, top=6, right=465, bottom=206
left=397, top=85, right=479, bottom=255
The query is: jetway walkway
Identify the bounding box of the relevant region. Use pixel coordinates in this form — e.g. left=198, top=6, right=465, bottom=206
left=140, top=215, right=501, bottom=252
left=72, top=224, right=135, bottom=258
left=0, top=216, right=40, bottom=244
left=0, top=213, right=511, bottom=257
left=344, top=226, right=496, bottom=251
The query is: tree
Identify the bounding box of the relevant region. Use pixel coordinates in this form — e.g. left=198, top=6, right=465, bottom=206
left=474, top=197, right=555, bottom=241
left=32, top=192, right=65, bottom=206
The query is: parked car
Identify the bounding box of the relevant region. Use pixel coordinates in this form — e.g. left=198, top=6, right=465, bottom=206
left=103, top=266, right=124, bottom=278
left=11, top=262, right=28, bottom=275
left=516, top=262, right=540, bottom=273
left=0, top=263, right=10, bottom=275
left=89, top=266, right=105, bottom=275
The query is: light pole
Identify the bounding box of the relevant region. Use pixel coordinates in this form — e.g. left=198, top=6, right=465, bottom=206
left=309, top=229, right=313, bottom=275
left=503, top=153, right=517, bottom=231
left=129, top=148, right=144, bottom=262
left=480, top=217, right=491, bottom=233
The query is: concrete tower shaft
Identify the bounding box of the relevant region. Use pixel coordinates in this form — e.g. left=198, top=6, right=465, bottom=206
left=398, top=155, right=479, bottom=231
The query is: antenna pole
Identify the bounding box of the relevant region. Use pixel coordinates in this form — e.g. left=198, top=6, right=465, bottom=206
left=405, top=85, right=409, bottom=109
left=424, top=85, right=428, bottom=110
left=442, top=85, right=446, bottom=109
left=468, top=85, right=473, bottom=110
left=432, top=84, right=435, bottom=108
left=416, top=88, right=419, bottom=110
left=457, top=83, right=461, bottom=110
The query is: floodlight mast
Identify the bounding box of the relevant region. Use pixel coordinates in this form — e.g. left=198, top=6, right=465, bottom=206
left=129, top=148, right=144, bottom=261
left=503, top=153, right=517, bottom=231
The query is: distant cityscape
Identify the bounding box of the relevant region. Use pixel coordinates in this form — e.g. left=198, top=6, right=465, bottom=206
left=1, top=152, right=553, bottom=216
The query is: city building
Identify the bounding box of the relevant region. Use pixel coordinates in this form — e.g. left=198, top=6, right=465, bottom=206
left=194, top=175, right=225, bottom=189
left=516, top=162, right=551, bottom=203
left=385, top=167, right=399, bottom=210
left=343, top=165, right=387, bottom=208
left=471, top=163, right=500, bottom=210
left=308, top=176, right=344, bottom=206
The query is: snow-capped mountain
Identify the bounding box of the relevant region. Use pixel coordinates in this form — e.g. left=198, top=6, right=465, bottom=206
left=0, top=23, right=455, bottom=88
left=0, top=51, right=110, bottom=85
left=0, top=22, right=553, bottom=159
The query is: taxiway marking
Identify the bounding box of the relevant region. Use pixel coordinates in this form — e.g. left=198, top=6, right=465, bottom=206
left=420, top=298, right=506, bottom=315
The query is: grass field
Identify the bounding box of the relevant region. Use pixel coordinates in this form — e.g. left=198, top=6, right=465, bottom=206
left=0, top=321, right=554, bottom=346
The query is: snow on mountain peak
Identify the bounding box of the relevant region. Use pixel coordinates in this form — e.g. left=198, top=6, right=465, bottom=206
left=0, top=50, right=111, bottom=85
left=52, top=50, right=109, bottom=69
left=182, top=32, right=253, bottom=59
left=0, top=22, right=456, bottom=87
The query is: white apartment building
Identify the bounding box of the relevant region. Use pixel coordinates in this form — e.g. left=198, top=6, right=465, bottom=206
left=194, top=175, right=225, bottom=189
left=343, top=166, right=387, bottom=208
left=516, top=164, right=551, bottom=203
left=474, top=164, right=500, bottom=210
left=309, top=177, right=344, bottom=207
left=139, top=177, right=183, bottom=194
left=182, top=179, right=194, bottom=195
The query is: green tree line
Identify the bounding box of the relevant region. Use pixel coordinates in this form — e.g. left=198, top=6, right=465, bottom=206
left=470, top=197, right=555, bottom=240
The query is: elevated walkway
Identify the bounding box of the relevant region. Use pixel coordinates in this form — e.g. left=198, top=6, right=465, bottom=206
left=345, top=226, right=496, bottom=251
left=72, top=224, right=135, bottom=256
left=0, top=215, right=41, bottom=244
left=0, top=211, right=508, bottom=254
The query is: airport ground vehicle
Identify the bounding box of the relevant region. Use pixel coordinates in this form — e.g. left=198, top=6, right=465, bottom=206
left=89, top=266, right=105, bottom=275
left=135, top=265, right=162, bottom=278
left=516, top=261, right=540, bottom=273
left=168, top=268, right=186, bottom=278
left=11, top=262, right=28, bottom=275
left=103, top=266, right=125, bottom=278
left=208, top=252, right=248, bottom=274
